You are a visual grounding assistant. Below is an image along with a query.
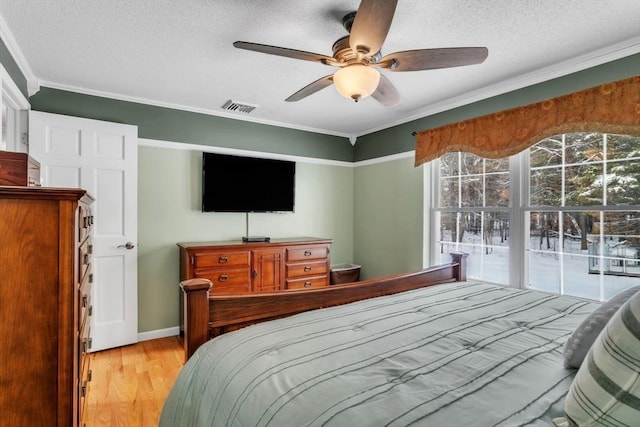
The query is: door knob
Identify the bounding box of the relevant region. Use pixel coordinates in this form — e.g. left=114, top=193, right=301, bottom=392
left=117, top=241, right=136, bottom=250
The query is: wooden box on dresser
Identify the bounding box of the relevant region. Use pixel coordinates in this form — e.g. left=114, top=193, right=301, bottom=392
left=0, top=186, right=94, bottom=427
left=0, top=151, right=41, bottom=186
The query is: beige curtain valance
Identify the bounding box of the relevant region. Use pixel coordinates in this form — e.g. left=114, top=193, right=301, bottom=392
left=414, top=76, right=640, bottom=166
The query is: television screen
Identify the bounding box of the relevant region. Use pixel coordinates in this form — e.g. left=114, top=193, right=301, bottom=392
left=202, top=152, right=296, bottom=213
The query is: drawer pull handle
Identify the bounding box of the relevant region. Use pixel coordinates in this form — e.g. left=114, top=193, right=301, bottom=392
left=88, top=369, right=93, bottom=382
left=82, top=294, right=88, bottom=307
left=83, top=254, right=90, bottom=265
left=218, top=256, right=228, bottom=264
left=304, top=250, right=312, bottom=257
left=304, top=266, right=312, bottom=272
left=218, top=274, right=229, bottom=282
left=81, top=381, right=88, bottom=397
left=88, top=305, right=93, bottom=316
left=304, top=281, right=312, bottom=287
left=88, top=244, right=93, bottom=254
left=89, top=273, right=94, bottom=283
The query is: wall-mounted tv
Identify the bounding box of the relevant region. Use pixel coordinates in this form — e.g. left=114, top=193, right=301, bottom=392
left=202, top=152, right=296, bottom=213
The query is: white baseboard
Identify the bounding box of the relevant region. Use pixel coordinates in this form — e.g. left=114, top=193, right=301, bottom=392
left=138, top=326, right=180, bottom=342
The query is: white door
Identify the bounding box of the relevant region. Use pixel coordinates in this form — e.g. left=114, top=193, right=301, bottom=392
left=29, top=111, right=138, bottom=352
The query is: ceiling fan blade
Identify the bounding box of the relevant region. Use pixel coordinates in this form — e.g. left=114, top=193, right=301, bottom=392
left=371, top=74, right=401, bottom=107
left=285, top=75, right=334, bottom=102
left=349, top=0, right=398, bottom=55
left=233, top=41, right=336, bottom=65
left=379, top=47, right=488, bottom=72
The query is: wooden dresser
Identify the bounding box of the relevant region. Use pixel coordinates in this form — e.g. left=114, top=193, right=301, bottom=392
left=0, top=186, right=94, bottom=426
left=178, top=238, right=332, bottom=294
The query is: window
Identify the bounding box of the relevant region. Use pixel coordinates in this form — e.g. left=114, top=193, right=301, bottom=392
left=432, top=133, right=640, bottom=302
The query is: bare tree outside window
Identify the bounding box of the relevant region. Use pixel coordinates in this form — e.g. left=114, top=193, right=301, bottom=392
left=435, top=133, right=640, bottom=301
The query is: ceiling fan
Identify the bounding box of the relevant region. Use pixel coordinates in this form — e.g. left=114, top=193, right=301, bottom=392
left=233, top=0, right=488, bottom=107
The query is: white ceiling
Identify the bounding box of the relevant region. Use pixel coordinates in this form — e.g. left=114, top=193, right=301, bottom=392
left=0, top=0, right=638, bottom=139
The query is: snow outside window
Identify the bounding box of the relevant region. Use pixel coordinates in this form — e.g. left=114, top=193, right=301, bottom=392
left=432, top=133, right=640, bottom=302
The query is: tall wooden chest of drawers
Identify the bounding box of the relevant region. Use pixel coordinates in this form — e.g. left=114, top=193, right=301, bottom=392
left=0, top=186, right=94, bottom=426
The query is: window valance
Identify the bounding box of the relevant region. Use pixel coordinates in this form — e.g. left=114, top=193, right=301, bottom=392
left=414, top=76, right=640, bottom=166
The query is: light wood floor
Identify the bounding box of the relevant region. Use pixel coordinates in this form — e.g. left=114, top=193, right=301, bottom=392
left=84, top=336, right=184, bottom=427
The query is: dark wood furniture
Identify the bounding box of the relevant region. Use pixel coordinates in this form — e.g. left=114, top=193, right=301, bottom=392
left=0, top=151, right=41, bottom=186
left=0, top=186, right=94, bottom=426
left=179, top=252, right=468, bottom=360
left=178, top=237, right=332, bottom=294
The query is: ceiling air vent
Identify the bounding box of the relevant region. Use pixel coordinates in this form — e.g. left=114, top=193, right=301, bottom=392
left=221, top=100, right=257, bottom=114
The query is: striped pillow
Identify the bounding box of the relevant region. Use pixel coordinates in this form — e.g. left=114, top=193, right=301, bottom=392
left=556, top=289, right=640, bottom=426
left=564, top=286, right=640, bottom=368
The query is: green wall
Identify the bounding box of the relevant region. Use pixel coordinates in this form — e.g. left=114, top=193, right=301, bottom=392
left=29, top=88, right=354, bottom=162
left=354, top=54, right=640, bottom=161
left=0, top=39, right=635, bottom=335
left=0, top=37, right=28, bottom=98
left=353, top=155, right=424, bottom=279
left=138, top=145, right=354, bottom=331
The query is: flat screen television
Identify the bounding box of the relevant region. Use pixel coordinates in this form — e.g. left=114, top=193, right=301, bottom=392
left=202, top=152, right=296, bottom=213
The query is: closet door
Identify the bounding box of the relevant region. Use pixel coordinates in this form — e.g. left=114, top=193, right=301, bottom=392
left=29, top=111, right=139, bottom=351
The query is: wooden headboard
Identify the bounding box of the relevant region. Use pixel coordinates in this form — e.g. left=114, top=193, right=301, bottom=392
left=179, top=252, right=468, bottom=361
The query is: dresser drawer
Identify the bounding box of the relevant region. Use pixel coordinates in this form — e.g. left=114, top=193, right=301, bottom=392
left=286, top=275, right=329, bottom=290
left=286, top=260, right=328, bottom=278
left=194, top=250, right=250, bottom=268
left=286, top=245, right=329, bottom=262
left=78, top=238, right=92, bottom=280
left=78, top=356, right=91, bottom=424
left=194, top=266, right=251, bottom=293
left=78, top=325, right=91, bottom=424
left=78, top=204, right=93, bottom=243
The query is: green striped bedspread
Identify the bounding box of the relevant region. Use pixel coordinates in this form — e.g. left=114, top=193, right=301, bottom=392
left=159, top=281, right=600, bottom=427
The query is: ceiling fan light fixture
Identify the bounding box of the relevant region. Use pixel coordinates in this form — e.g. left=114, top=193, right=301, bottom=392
left=333, top=64, right=380, bottom=102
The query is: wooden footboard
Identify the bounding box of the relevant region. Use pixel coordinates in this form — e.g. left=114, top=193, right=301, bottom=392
left=179, top=252, right=468, bottom=361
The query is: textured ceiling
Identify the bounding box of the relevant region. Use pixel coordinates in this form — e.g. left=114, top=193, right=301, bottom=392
left=0, top=0, right=638, bottom=139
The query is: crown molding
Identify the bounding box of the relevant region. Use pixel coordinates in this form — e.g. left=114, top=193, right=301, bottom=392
left=38, top=79, right=353, bottom=140
left=0, top=14, right=39, bottom=96
left=0, top=61, right=29, bottom=109
left=355, top=36, right=640, bottom=137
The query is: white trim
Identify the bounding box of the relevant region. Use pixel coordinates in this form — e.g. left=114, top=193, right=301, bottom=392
left=29, top=37, right=640, bottom=140
left=139, top=137, right=355, bottom=167
left=353, top=150, right=415, bottom=167
left=139, top=137, right=416, bottom=168
left=137, top=326, right=180, bottom=342
left=40, top=79, right=353, bottom=139
left=0, top=15, right=39, bottom=96
left=0, top=62, right=29, bottom=110
left=358, top=37, right=640, bottom=137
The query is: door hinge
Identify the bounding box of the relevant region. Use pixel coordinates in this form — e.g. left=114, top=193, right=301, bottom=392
left=21, top=132, right=29, bottom=146
left=190, top=256, right=195, bottom=265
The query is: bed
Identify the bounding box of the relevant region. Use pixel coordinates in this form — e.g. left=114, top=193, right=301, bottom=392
left=161, top=253, right=640, bottom=426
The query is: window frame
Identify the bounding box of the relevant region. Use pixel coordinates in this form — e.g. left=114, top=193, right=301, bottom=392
left=428, top=133, right=640, bottom=299
left=0, top=61, right=30, bottom=152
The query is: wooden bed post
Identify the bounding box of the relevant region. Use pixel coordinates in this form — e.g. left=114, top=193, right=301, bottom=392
left=179, top=278, right=212, bottom=362
left=449, top=252, right=469, bottom=282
